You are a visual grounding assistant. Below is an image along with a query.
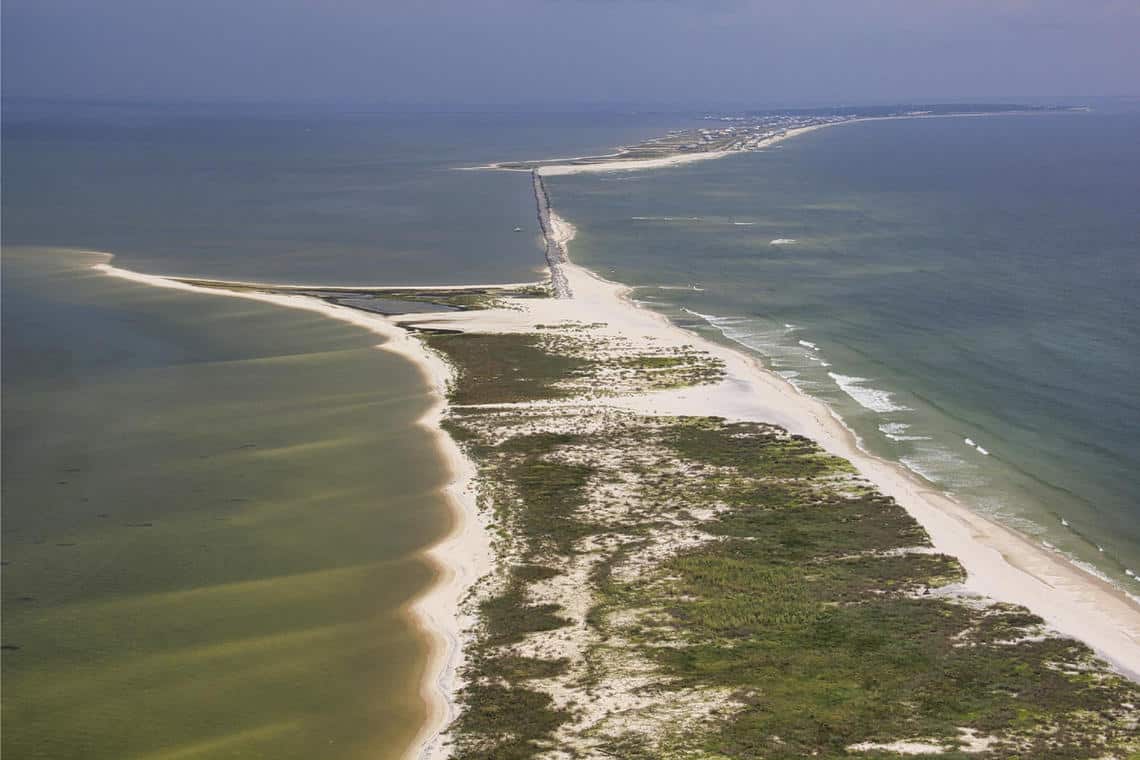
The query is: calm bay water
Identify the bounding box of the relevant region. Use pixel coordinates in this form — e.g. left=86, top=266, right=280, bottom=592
left=548, top=112, right=1140, bottom=592
left=3, top=104, right=683, bottom=284
left=2, top=105, right=693, bottom=758
left=2, top=248, right=447, bottom=759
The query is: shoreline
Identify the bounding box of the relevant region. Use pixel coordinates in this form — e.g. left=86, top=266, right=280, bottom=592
left=553, top=256, right=1140, bottom=679
left=88, top=255, right=495, bottom=760
left=480, top=199, right=1140, bottom=679
left=491, top=113, right=1140, bottom=676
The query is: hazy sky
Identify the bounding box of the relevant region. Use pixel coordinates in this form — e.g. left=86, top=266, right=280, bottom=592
left=3, top=0, right=1138, bottom=106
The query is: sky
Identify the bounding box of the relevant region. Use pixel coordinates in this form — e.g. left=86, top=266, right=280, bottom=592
left=3, top=0, right=1138, bottom=107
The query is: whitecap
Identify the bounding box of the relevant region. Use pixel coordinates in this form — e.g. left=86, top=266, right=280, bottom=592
left=964, top=438, right=976, bottom=447
left=770, top=238, right=797, bottom=245
left=798, top=340, right=818, bottom=350
left=828, top=373, right=910, bottom=413
left=879, top=422, right=932, bottom=442
left=976, top=446, right=990, bottom=456
left=681, top=307, right=719, bottom=321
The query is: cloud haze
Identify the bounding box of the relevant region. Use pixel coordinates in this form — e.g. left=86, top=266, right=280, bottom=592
left=3, top=0, right=1137, bottom=105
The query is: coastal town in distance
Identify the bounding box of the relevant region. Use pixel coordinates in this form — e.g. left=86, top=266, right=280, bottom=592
left=495, top=103, right=1082, bottom=172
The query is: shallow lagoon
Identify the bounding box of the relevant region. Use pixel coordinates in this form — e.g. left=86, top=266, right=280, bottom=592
left=2, top=249, right=450, bottom=759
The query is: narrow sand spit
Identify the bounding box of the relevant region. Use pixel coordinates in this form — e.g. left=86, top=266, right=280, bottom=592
left=89, top=109, right=1139, bottom=756
left=482, top=110, right=1059, bottom=178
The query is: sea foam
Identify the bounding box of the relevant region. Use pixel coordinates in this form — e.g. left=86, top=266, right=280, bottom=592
left=878, top=422, right=932, bottom=442
left=828, top=373, right=911, bottom=413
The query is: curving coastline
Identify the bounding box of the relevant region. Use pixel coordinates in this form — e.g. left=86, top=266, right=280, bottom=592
left=80, top=109, right=1139, bottom=757
left=88, top=255, right=496, bottom=760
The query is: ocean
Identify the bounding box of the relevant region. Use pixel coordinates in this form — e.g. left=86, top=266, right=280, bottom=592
left=547, top=110, right=1140, bottom=593
left=1, top=103, right=692, bottom=759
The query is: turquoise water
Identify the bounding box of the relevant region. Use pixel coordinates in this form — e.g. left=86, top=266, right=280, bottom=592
left=548, top=112, right=1140, bottom=592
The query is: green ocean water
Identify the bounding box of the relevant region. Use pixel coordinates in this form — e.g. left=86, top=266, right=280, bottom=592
left=2, top=248, right=453, bottom=759
left=547, top=111, right=1140, bottom=594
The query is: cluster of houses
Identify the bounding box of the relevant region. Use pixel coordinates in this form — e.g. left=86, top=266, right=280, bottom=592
left=673, top=113, right=853, bottom=153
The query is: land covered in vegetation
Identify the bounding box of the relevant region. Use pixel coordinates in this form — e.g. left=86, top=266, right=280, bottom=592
left=420, top=322, right=1139, bottom=759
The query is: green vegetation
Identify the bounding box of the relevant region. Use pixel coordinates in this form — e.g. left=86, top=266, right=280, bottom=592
left=427, top=330, right=725, bottom=407
left=331, top=284, right=548, bottom=312
left=425, top=333, right=589, bottom=405
left=181, top=281, right=551, bottom=313
left=429, top=330, right=1139, bottom=759
left=450, top=431, right=593, bottom=757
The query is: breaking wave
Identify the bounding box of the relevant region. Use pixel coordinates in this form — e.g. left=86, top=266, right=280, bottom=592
left=828, top=373, right=911, bottom=413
